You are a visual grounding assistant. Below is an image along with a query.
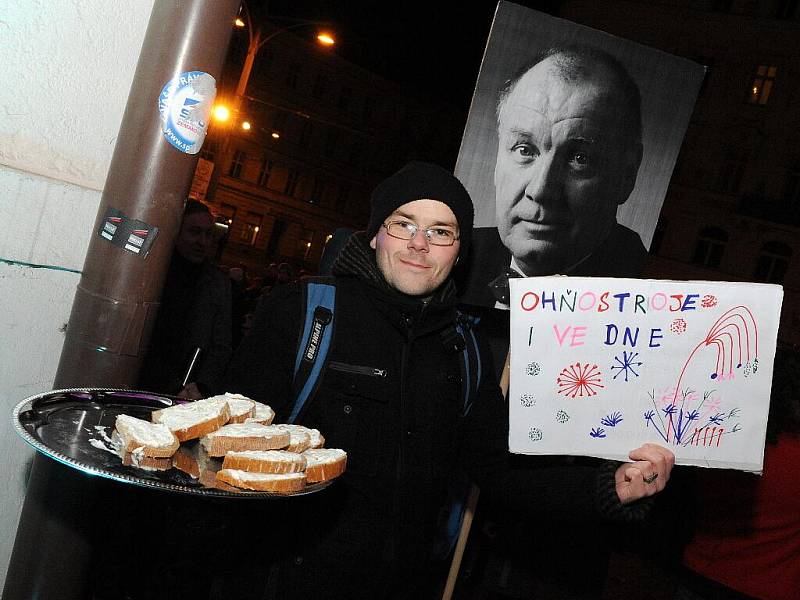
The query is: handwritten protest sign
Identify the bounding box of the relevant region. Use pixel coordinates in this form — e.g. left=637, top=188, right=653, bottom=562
left=509, top=277, right=783, bottom=471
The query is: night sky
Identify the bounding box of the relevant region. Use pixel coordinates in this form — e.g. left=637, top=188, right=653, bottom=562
left=260, top=0, right=561, bottom=111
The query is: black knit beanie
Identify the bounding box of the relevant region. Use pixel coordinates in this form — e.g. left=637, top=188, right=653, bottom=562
left=366, top=161, right=474, bottom=260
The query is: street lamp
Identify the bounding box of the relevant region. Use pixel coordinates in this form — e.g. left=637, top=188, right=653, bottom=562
left=204, top=5, right=336, bottom=204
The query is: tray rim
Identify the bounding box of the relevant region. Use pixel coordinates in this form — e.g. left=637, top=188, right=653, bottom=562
left=12, top=387, right=332, bottom=499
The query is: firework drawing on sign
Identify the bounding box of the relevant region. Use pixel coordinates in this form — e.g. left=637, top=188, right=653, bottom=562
left=650, top=305, right=759, bottom=444
left=670, top=318, right=688, bottom=334
left=557, top=362, right=604, bottom=398
left=526, top=362, right=541, bottom=376
left=589, top=427, right=606, bottom=438
left=700, top=295, right=718, bottom=308
left=610, top=351, right=643, bottom=382
left=555, top=409, right=570, bottom=423
left=644, top=387, right=744, bottom=446
left=589, top=412, right=623, bottom=439
left=520, top=394, right=536, bottom=407
left=529, top=427, right=543, bottom=441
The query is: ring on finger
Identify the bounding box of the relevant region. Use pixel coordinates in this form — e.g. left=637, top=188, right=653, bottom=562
left=643, top=473, right=659, bottom=484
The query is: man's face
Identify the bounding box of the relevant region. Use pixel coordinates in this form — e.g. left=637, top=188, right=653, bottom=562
left=176, top=211, right=214, bottom=264
left=370, top=199, right=460, bottom=296
left=494, top=57, right=641, bottom=275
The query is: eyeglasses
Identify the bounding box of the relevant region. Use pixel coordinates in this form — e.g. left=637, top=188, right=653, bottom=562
left=382, top=221, right=460, bottom=246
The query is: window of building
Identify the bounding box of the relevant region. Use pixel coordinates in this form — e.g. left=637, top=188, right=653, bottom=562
left=748, top=65, right=777, bottom=105
left=214, top=203, right=236, bottom=238
left=753, top=241, right=791, bottom=284
left=284, top=169, right=299, bottom=197
left=650, top=217, right=668, bottom=256
left=240, top=212, right=262, bottom=246
left=310, top=177, right=326, bottom=204
left=229, top=150, right=246, bottom=178
left=692, top=226, right=728, bottom=268
left=285, top=62, right=302, bottom=89
left=312, top=73, right=328, bottom=99
left=297, top=229, right=314, bottom=260
left=258, top=159, right=273, bottom=187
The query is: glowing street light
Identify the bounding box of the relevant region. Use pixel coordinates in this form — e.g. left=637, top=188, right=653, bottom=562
left=213, top=105, right=231, bottom=122
left=317, top=32, right=335, bottom=46
left=234, top=17, right=246, bottom=27
left=271, top=131, right=280, bottom=139
left=241, top=121, right=251, bottom=130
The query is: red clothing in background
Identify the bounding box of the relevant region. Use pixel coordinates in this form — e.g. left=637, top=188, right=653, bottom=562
left=683, top=434, right=800, bottom=600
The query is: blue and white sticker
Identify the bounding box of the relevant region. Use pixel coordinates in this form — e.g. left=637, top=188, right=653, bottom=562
left=158, top=71, right=216, bottom=154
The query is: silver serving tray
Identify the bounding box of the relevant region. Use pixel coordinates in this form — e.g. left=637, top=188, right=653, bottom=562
left=12, top=387, right=332, bottom=498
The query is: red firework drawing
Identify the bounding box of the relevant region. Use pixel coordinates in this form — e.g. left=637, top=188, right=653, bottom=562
left=701, top=294, right=718, bottom=308
left=556, top=362, right=605, bottom=398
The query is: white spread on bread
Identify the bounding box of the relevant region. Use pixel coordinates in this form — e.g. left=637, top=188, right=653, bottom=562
left=151, top=397, right=227, bottom=431
left=275, top=424, right=324, bottom=448
left=116, top=414, right=177, bottom=447
left=303, top=448, right=347, bottom=465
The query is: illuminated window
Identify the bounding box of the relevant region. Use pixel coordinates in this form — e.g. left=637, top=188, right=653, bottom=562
left=692, top=226, right=728, bottom=268
left=748, top=65, right=776, bottom=105
left=229, top=150, right=246, bottom=178
left=215, top=203, right=236, bottom=231
left=753, top=241, right=791, bottom=284
left=240, top=212, right=262, bottom=246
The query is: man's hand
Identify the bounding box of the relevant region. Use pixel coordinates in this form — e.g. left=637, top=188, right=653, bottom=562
left=177, top=382, right=203, bottom=400
left=615, top=443, right=675, bottom=504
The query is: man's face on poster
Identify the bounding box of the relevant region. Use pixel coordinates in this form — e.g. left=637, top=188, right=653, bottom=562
left=494, top=56, right=642, bottom=275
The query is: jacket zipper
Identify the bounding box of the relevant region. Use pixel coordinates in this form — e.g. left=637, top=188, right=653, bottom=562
left=328, top=361, right=387, bottom=378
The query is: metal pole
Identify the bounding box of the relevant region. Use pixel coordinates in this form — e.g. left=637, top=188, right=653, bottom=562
left=4, top=2, right=238, bottom=599
left=53, top=0, right=239, bottom=390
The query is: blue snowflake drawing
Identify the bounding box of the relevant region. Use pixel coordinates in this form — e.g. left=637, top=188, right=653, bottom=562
left=600, top=412, right=624, bottom=427
left=610, top=351, right=643, bottom=382
left=589, top=427, right=606, bottom=439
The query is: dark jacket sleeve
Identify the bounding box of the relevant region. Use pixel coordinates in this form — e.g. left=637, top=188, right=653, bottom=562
left=458, top=328, right=651, bottom=523
left=223, top=284, right=302, bottom=416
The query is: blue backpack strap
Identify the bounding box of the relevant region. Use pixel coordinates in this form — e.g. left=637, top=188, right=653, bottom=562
left=455, top=310, right=482, bottom=416
left=289, top=278, right=336, bottom=424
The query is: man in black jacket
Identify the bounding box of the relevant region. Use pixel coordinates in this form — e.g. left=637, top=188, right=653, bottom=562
left=225, top=161, right=673, bottom=599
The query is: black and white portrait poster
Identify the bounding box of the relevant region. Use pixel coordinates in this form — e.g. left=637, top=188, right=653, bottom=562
left=457, top=1, right=705, bottom=308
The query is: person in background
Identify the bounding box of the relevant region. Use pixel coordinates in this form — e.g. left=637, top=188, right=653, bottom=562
left=676, top=344, right=800, bottom=600
left=138, top=200, right=232, bottom=398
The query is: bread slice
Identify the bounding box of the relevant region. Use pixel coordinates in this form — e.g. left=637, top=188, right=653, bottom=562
left=274, top=424, right=325, bottom=450
left=113, top=414, right=179, bottom=458
left=199, top=423, right=291, bottom=457
left=215, top=469, right=306, bottom=493
left=222, top=450, right=307, bottom=474
left=207, top=392, right=256, bottom=423
left=272, top=425, right=311, bottom=453
left=302, top=448, right=347, bottom=483
left=151, top=397, right=231, bottom=442
left=246, top=401, right=275, bottom=425
left=120, top=451, right=173, bottom=471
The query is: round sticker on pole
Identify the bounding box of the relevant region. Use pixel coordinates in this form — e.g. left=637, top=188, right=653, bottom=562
left=158, top=71, right=216, bottom=154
